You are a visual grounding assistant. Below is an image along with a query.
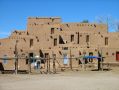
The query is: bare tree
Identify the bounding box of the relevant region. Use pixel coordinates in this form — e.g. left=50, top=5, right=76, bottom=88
left=95, top=15, right=117, bottom=32
left=115, top=22, right=119, bottom=32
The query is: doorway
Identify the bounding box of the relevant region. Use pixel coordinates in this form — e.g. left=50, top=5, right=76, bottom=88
left=29, top=53, right=35, bottom=63
left=0, top=62, right=4, bottom=71
left=63, top=54, right=69, bottom=65
left=116, top=52, right=119, bottom=61
left=89, top=52, right=93, bottom=62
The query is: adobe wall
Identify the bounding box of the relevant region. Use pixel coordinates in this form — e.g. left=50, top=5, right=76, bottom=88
left=0, top=17, right=119, bottom=70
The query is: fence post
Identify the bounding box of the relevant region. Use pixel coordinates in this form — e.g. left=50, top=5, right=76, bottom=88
left=14, top=40, right=18, bottom=74
left=46, top=55, right=49, bottom=73
left=15, top=58, right=18, bottom=74
left=48, top=56, right=50, bottom=73
left=70, top=48, right=72, bottom=70
left=53, top=54, right=56, bottom=73
left=28, top=57, right=31, bottom=74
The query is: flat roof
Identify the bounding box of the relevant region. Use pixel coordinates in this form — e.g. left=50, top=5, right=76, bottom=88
left=28, top=17, right=61, bottom=19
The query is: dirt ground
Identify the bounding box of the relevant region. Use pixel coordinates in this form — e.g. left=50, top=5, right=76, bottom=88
left=0, top=69, right=119, bottom=90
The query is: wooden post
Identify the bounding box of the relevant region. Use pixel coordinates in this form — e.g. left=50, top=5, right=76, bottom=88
left=97, top=47, right=103, bottom=71
left=45, top=53, right=51, bottom=74
left=83, top=59, right=85, bottom=71
left=70, top=48, right=72, bottom=70
left=48, top=55, right=50, bottom=73
left=100, top=48, right=103, bottom=71
left=101, top=48, right=103, bottom=71
left=15, top=58, right=18, bottom=74
left=14, top=40, right=18, bottom=74
left=97, top=52, right=100, bottom=71
left=28, top=57, right=31, bottom=74
left=53, top=53, right=56, bottom=73
left=82, top=57, right=86, bottom=71
left=83, top=51, right=86, bottom=71
left=46, top=54, right=49, bottom=73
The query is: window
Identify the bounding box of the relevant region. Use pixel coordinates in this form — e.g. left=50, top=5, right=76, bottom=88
left=21, top=49, right=23, bottom=52
left=71, top=35, right=74, bottom=42
left=51, top=28, right=54, bottom=34
left=66, top=24, right=69, bottom=27
left=45, top=53, right=49, bottom=59
left=105, top=37, right=108, bottom=45
left=79, top=51, right=81, bottom=55
left=89, top=52, right=93, bottom=56
left=59, top=35, right=65, bottom=44
left=62, top=47, right=68, bottom=50
left=77, top=32, right=79, bottom=44
left=86, top=35, right=89, bottom=42
left=112, top=53, right=115, bottom=56
left=27, top=32, right=29, bottom=35
left=3, top=55, right=8, bottom=64
left=54, top=38, right=57, bottom=46
left=30, top=39, right=33, bottom=47
left=37, top=39, right=39, bottom=42
left=60, top=28, right=62, bottom=31
left=106, top=52, right=108, bottom=55
left=29, top=53, right=35, bottom=63
left=19, top=32, right=21, bottom=35
left=80, top=35, right=82, bottom=37
left=39, top=50, right=44, bottom=58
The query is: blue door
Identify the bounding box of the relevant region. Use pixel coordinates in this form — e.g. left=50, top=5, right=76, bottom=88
left=63, top=54, right=69, bottom=65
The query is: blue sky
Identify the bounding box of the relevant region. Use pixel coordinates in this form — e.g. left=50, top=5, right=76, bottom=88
left=0, top=0, right=119, bottom=38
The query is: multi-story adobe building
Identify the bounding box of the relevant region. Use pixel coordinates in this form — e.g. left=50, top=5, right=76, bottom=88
left=0, top=17, right=119, bottom=70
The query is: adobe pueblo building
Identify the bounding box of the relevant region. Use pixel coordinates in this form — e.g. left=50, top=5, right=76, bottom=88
left=0, top=17, right=119, bottom=71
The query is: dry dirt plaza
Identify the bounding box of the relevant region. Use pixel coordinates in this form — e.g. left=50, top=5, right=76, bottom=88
left=0, top=69, right=119, bottom=90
